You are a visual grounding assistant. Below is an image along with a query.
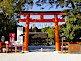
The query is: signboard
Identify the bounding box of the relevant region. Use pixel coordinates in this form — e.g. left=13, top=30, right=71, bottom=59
left=9, top=33, right=15, bottom=43
left=17, top=27, right=23, bottom=44
left=70, top=44, right=80, bottom=51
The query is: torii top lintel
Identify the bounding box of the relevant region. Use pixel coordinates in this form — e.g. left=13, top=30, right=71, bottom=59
left=19, top=11, right=65, bottom=15
left=19, top=11, right=65, bottom=22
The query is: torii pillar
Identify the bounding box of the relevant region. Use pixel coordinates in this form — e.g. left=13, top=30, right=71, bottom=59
left=24, top=14, right=30, bottom=51
left=55, top=15, right=60, bottom=51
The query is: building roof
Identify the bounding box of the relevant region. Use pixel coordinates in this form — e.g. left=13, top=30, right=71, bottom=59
left=20, top=32, right=48, bottom=36
left=20, top=32, right=48, bottom=38
left=29, top=32, right=48, bottom=34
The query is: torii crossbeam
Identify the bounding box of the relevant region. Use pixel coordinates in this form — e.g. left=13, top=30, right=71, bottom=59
left=19, top=11, right=65, bottom=52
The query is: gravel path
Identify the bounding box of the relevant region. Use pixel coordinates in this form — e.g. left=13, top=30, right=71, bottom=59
left=0, top=52, right=81, bottom=61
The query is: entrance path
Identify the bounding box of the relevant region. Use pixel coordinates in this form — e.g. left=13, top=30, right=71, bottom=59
left=0, top=52, right=81, bottom=61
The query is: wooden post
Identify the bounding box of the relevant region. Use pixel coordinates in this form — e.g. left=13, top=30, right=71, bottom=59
left=62, top=37, right=63, bottom=53
left=15, top=44, right=17, bottom=53
left=40, top=14, right=43, bottom=21
left=23, top=14, right=30, bottom=51
left=68, top=42, right=70, bottom=53
left=0, top=42, right=1, bottom=52
left=7, top=43, right=9, bottom=53
left=55, top=15, right=61, bottom=51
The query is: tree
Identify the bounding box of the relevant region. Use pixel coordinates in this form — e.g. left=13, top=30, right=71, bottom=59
left=0, top=0, right=34, bottom=38
left=0, top=0, right=34, bottom=22
left=63, top=15, right=81, bottom=42
left=41, top=27, right=55, bottom=44
left=0, top=13, right=18, bottom=41
left=41, top=27, right=50, bottom=32
left=32, top=27, right=38, bottom=32
left=36, top=0, right=81, bottom=42
left=36, top=0, right=81, bottom=10
left=45, top=28, right=55, bottom=38
left=1, top=0, right=81, bottom=42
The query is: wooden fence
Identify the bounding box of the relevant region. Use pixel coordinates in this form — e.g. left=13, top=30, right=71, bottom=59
left=0, top=42, right=22, bottom=53
left=1, top=42, right=81, bottom=53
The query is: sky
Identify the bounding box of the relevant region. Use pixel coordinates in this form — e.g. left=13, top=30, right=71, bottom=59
left=18, top=0, right=71, bottom=29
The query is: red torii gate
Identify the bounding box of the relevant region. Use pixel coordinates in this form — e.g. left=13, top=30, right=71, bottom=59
left=19, top=11, right=65, bottom=52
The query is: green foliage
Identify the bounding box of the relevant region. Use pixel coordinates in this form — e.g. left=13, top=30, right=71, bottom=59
left=0, top=13, right=17, bottom=37
left=0, top=0, right=34, bottom=23
left=41, top=27, right=55, bottom=43
left=0, top=0, right=34, bottom=14
left=36, top=0, right=81, bottom=10
left=32, top=27, right=38, bottom=32
left=45, top=28, right=55, bottom=38
left=0, top=0, right=14, bottom=16
left=41, top=27, right=55, bottom=38
left=63, top=15, right=81, bottom=41
left=0, top=0, right=81, bottom=42
left=41, top=27, right=49, bottom=32
left=0, top=0, right=34, bottom=38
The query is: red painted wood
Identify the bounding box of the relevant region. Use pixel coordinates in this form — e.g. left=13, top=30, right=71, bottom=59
left=55, top=15, right=61, bottom=51
left=19, top=12, right=65, bottom=52
left=19, top=13, right=65, bottom=15
left=24, top=14, right=30, bottom=51
left=19, top=19, right=65, bottom=22
left=19, top=19, right=26, bottom=22
left=24, top=22, right=29, bottom=51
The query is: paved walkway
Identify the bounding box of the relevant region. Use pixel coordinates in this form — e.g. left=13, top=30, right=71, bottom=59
left=0, top=52, right=81, bottom=61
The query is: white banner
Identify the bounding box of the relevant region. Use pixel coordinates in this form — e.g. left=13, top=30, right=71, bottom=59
left=17, top=27, right=23, bottom=44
